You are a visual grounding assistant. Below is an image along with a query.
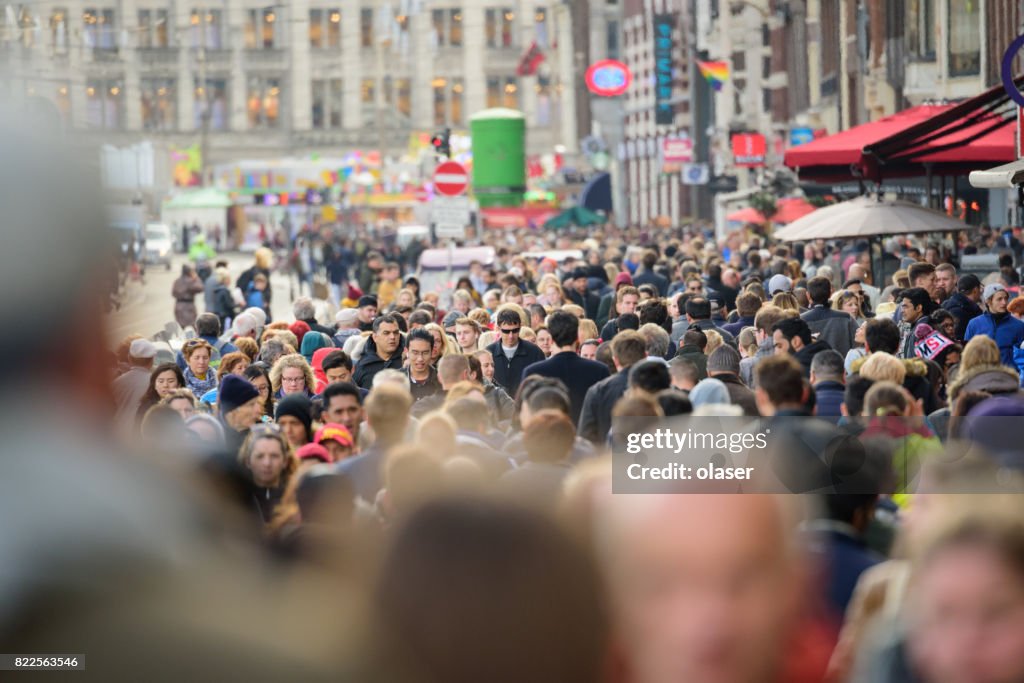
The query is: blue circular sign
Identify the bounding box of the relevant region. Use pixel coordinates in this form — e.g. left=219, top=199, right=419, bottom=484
left=1001, top=34, right=1024, bottom=107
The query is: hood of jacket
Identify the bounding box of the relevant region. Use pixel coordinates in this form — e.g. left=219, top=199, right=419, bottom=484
left=360, top=332, right=405, bottom=366
left=849, top=355, right=929, bottom=378
left=311, top=347, right=337, bottom=393
left=948, top=364, right=1021, bottom=401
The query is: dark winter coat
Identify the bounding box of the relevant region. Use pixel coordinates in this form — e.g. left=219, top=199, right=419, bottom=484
left=352, top=334, right=405, bottom=390
left=578, top=368, right=631, bottom=445
left=801, top=305, right=859, bottom=357
left=941, top=291, right=982, bottom=341
left=522, top=351, right=611, bottom=424
left=487, top=339, right=546, bottom=399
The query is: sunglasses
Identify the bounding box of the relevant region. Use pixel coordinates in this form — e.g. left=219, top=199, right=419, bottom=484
left=499, top=327, right=521, bottom=335
left=251, top=423, right=282, bottom=435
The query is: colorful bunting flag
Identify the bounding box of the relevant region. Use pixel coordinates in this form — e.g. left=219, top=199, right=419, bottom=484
left=697, top=60, right=730, bottom=91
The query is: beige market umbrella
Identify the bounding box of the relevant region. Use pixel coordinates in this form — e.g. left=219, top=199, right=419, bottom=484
left=771, top=195, right=971, bottom=242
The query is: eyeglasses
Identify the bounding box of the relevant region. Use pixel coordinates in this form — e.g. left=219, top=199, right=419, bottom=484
left=499, top=327, right=521, bottom=335
left=281, top=376, right=305, bottom=384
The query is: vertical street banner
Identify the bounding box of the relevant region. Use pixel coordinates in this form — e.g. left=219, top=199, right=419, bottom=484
left=654, top=14, right=674, bottom=125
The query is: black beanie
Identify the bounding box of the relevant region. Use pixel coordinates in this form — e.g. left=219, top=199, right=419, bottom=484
left=275, top=393, right=313, bottom=440
left=219, top=375, right=260, bottom=414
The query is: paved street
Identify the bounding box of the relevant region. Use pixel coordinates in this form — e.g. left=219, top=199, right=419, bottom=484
left=107, top=251, right=295, bottom=343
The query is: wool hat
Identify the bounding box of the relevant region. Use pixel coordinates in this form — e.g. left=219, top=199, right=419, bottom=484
left=295, top=442, right=333, bottom=464
left=689, top=378, right=731, bottom=407
left=218, top=375, right=260, bottom=414
left=983, top=283, right=1006, bottom=302
left=336, top=308, right=360, bottom=326
left=706, top=344, right=741, bottom=375
left=275, top=393, right=313, bottom=440
left=358, top=295, right=378, bottom=309
left=572, top=267, right=589, bottom=280
left=912, top=325, right=955, bottom=362
left=288, top=320, right=311, bottom=344
left=129, top=339, right=158, bottom=359
left=768, top=274, right=793, bottom=295
left=315, top=422, right=354, bottom=449
left=614, top=272, right=633, bottom=287
left=957, top=273, right=981, bottom=292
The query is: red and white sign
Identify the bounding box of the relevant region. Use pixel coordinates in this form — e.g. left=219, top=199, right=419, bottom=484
left=663, top=137, right=694, bottom=163
left=1017, top=106, right=1024, bottom=159
left=433, top=160, right=469, bottom=197
left=585, top=60, right=633, bottom=97
left=731, top=133, right=767, bottom=168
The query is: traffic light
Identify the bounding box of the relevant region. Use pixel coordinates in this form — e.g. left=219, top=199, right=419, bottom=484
left=431, top=128, right=451, bottom=158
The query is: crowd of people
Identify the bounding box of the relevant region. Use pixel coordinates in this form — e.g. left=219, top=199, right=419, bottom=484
left=6, top=108, right=1024, bottom=680
left=91, top=222, right=1024, bottom=680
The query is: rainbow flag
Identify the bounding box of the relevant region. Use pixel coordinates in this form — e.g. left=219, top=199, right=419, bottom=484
left=697, top=60, right=730, bottom=91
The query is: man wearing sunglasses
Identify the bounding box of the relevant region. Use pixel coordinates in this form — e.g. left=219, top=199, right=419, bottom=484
left=486, top=309, right=545, bottom=398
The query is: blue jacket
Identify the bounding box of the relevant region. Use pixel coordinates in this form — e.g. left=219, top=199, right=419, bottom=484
left=813, top=380, right=845, bottom=419
left=964, top=312, right=1024, bottom=367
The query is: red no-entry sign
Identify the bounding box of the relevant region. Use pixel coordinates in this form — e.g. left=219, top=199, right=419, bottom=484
left=433, top=160, right=469, bottom=197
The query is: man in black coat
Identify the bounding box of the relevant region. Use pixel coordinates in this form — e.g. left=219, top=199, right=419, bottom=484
left=772, top=316, right=832, bottom=378
left=631, top=250, right=669, bottom=296
left=487, top=308, right=545, bottom=399
left=578, top=330, right=648, bottom=444
left=940, top=273, right=983, bottom=341
left=352, top=314, right=405, bottom=389
left=565, top=268, right=601, bottom=320
left=522, top=311, right=610, bottom=424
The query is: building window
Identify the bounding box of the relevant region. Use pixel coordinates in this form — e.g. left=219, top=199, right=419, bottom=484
left=606, top=20, right=619, bottom=60
left=360, top=8, right=374, bottom=47
left=194, top=78, right=228, bottom=130
left=361, top=78, right=375, bottom=126
left=451, top=77, right=464, bottom=125
left=50, top=8, right=69, bottom=54
left=535, top=8, right=549, bottom=48
left=396, top=78, right=411, bottom=118
left=432, top=8, right=463, bottom=47
left=948, top=0, right=980, bottom=76
left=245, top=7, right=278, bottom=49
left=502, top=76, right=518, bottom=109
left=247, top=77, right=280, bottom=128
left=906, top=0, right=935, bottom=60
left=310, top=8, right=341, bottom=48
left=485, top=8, right=515, bottom=48
left=85, top=78, right=123, bottom=129
left=536, top=74, right=551, bottom=126
left=311, top=78, right=343, bottom=128
left=486, top=76, right=500, bottom=108
left=433, top=78, right=447, bottom=126
left=189, top=9, right=223, bottom=49
left=821, top=0, right=839, bottom=92
left=138, top=9, right=169, bottom=48
left=141, top=78, right=176, bottom=130
left=83, top=8, right=117, bottom=52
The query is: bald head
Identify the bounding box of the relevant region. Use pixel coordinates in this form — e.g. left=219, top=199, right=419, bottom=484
left=598, top=495, right=803, bottom=683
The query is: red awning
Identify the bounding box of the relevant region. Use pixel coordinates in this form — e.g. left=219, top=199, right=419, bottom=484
left=785, top=81, right=1017, bottom=183
left=726, top=197, right=816, bottom=225
left=786, top=105, right=949, bottom=169
left=726, top=207, right=766, bottom=223
left=481, top=207, right=559, bottom=229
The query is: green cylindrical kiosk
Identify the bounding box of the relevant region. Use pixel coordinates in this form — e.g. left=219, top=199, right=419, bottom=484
left=469, top=108, right=526, bottom=208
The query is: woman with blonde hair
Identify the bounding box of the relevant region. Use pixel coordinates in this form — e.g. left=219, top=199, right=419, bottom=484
left=443, top=380, right=486, bottom=407
left=269, top=353, right=317, bottom=399
left=578, top=318, right=599, bottom=344
left=737, top=327, right=758, bottom=359
left=234, top=336, right=259, bottom=362
left=771, top=292, right=801, bottom=312
left=832, top=289, right=866, bottom=324
left=238, top=425, right=298, bottom=524
left=947, top=335, right=1021, bottom=403
left=424, top=322, right=458, bottom=365
left=859, top=352, right=907, bottom=385
left=703, top=329, right=724, bottom=356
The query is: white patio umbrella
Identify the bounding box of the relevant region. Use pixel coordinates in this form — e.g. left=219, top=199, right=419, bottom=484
left=771, top=195, right=972, bottom=242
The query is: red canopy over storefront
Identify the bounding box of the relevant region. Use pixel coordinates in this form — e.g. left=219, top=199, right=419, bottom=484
left=785, top=80, right=1018, bottom=183
left=726, top=197, right=817, bottom=225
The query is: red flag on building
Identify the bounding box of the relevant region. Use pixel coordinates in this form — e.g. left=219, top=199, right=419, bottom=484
left=516, top=42, right=546, bottom=76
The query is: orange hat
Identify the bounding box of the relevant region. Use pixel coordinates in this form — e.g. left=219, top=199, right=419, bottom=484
left=314, top=422, right=353, bottom=449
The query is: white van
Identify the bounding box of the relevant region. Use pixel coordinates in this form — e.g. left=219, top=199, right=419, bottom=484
left=144, top=223, right=173, bottom=269
left=417, top=245, right=496, bottom=307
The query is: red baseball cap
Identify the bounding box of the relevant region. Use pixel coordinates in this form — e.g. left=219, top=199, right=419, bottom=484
left=314, top=423, right=353, bottom=449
